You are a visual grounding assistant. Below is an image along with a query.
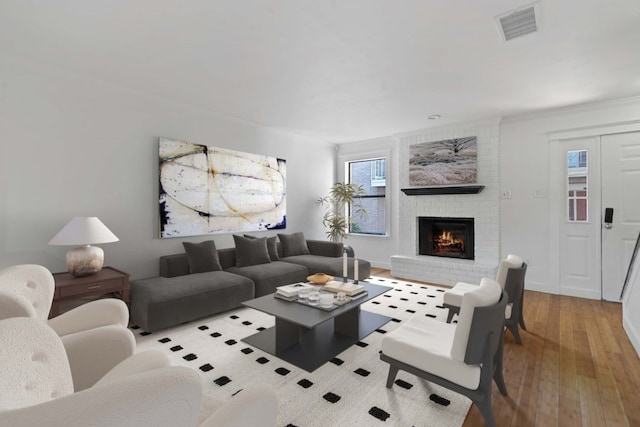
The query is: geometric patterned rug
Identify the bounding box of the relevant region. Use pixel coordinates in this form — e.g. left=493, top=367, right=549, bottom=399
left=132, top=276, right=470, bottom=427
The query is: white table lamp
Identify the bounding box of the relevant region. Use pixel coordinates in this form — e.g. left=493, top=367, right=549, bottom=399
left=49, top=217, right=119, bottom=277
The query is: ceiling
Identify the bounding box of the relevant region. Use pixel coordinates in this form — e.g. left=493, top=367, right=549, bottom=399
left=2, top=0, right=640, bottom=142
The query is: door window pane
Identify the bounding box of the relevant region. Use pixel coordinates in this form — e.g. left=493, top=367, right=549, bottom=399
left=567, top=150, right=588, bottom=222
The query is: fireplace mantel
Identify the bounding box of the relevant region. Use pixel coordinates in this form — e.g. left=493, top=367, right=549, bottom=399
left=401, top=185, right=485, bottom=196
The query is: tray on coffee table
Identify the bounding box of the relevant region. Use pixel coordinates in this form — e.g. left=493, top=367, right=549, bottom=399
left=274, top=290, right=368, bottom=311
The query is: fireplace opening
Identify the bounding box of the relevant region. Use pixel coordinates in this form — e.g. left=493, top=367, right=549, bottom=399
left=418, top=216, right=474, bottom=260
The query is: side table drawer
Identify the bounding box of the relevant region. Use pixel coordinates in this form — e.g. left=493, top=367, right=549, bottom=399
left=59, top=278, right=125, bottom=297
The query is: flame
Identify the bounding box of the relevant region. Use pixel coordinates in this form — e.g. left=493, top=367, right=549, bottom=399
left=434, top=229, right=464, bottom=252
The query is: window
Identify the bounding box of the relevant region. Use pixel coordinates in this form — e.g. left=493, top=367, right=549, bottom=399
left=347, top=158, right=386, bottom=236
left=567, top=149, right=588, bottom=222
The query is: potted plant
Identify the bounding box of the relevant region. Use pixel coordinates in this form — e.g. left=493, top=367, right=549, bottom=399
left=315, top=182, right=367, bottom=242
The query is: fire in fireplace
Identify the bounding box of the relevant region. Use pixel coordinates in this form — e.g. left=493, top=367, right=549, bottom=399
left=418, top=216, right=474, bottom=260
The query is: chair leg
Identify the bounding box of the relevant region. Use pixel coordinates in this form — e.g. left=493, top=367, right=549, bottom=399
left=493, top=337, right=508, bottom=396
left=519, top=316, right=527, bottom=331
left=506, top=322, right=522, bottom=344
left=446, top=309, right=455, bottom=323
left=385, top=365, right=399, bottom=388
left=519, top=291, right=527, bottom=330
left=475, top=396, right=498, bottom=427
left=493, top=361, right=508, bottom=396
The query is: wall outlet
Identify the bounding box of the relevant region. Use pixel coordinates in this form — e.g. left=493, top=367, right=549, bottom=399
left=534, top=189, right=546, bottom=198
left=501, top=190, right=512, bottom=199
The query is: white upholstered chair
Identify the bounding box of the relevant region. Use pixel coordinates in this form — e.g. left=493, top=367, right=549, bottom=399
left=380, top=278, right=508, bottom=427
left=0, top=316, right=278, bottom=427
left=443, top=255, right=528, bottom=344
left=0, top=264, right=135, bottom=390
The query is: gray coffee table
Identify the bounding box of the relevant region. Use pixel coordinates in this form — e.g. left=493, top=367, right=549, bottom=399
left=242, top=282, right=392, bottom=372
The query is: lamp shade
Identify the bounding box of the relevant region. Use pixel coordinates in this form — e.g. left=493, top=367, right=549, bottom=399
left=49, top=217, right=119, bottom=246
left=49, top=217, right=119, bottom=276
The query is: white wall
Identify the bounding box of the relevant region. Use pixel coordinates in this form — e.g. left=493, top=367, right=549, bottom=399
left=500, top=97, right=640, bottom=294
left=0, top=55, right=336, bottom=279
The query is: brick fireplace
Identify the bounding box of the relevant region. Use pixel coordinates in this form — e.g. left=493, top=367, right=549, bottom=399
left=391, top=121, right=500, bottom=286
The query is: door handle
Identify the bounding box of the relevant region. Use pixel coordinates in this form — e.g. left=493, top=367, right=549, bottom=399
left=604, top=207, right=614, bottom=229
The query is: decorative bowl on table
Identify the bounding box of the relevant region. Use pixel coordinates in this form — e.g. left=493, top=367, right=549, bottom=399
left=307, top=273, right=334, bottom=285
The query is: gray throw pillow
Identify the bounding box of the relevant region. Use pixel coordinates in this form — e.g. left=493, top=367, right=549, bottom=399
left=182, top=240, right=222, bottom=273
left=243, top=234, right=280, bottom=261
left=234, top=235, right=272, bottom=267
left=278, top=232, right=310, bottom=257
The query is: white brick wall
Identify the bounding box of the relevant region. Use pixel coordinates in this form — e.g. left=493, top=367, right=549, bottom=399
left=391, top=120, right=501, bottom=286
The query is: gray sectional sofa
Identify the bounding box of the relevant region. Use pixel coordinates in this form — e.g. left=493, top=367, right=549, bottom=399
left=130, top=233, right=371, bottom=332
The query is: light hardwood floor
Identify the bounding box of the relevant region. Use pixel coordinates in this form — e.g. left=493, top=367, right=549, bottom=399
left=371, top=268, right=640, bottom=427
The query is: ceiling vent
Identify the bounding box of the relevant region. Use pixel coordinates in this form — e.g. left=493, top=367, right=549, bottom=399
left=496, top=3, right=540, bottom=42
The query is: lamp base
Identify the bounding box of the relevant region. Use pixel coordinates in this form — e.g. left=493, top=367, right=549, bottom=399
left=66, top=245, right=104, bottom=277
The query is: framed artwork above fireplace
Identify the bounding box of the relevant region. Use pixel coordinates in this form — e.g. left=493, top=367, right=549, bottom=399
left=408, top=136, right=478, bottom=187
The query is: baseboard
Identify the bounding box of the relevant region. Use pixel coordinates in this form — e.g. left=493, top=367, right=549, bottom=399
left=524, top=281, right=556, bottom=295
left=370, top=261, right=391, bottom=270
left=559, top=287, right=601, bottom=300
left=623, top=313, right=640, bottom=358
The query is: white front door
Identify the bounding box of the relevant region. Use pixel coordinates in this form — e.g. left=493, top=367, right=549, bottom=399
left=558, top=137, right=602, bottom=299
left=601, top=131, right=640, bottom=301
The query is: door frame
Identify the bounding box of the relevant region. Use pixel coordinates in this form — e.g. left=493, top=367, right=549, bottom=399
left=549, top=120, right=640, bottom=299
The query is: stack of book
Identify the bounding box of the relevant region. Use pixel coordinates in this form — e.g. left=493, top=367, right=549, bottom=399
left=274, top=282, right=314, bottom=301
left=322, top=281, right=367, bottom=298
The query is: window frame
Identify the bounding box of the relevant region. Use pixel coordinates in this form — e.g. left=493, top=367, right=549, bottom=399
left=337, top=150, right=391, bottom=238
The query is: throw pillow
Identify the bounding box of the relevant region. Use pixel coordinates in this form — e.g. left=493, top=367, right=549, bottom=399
left=243, top=234, right=280, bottom=261
left=182, top=240, right=223, bottom=273
left=278, top=232, right=310, bottom=257
left=233, top=235, right=272, bottom=267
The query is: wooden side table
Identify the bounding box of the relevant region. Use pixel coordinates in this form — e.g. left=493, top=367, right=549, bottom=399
left=51, top=266, right=130, bottom=318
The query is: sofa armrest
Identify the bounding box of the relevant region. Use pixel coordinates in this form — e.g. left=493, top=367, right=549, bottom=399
left=159, top=254, right=191, bottom=278
left=306, top=240, right=343, bottom=257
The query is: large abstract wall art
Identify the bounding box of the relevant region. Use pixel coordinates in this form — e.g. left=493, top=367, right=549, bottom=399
left=408, top=136, right=478, bottom=186
left=159, top=138, right=286, bottom=238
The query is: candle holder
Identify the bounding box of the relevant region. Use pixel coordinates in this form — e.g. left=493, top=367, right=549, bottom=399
left=353, top=278, right=359, bottom=284
left=342, top=276, right=348, bottom=283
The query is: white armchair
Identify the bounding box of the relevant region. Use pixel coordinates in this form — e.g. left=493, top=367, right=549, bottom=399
left=380, top=278, right=507, bottom=427
left=0, top=317, right=278, bottom=427
left=443, top=255, right=529, bottom=343
left=0, top=264, right=135, bottom=390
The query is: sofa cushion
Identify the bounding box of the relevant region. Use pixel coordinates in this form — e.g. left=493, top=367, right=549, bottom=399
left=243, top=234, right=280, bottom=261
left=442, top=281, right=477, bottom=308
left=278, top=232, right=310, bottom=257
left=233, top=235, right=271, bottom=267
left=130, top=271, right=254, bottom=332
left=381, top=316, right=481, bottom=389
left=225, top=261, right=309, bottom=297
left=182, top=241, right=222, bottom=273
